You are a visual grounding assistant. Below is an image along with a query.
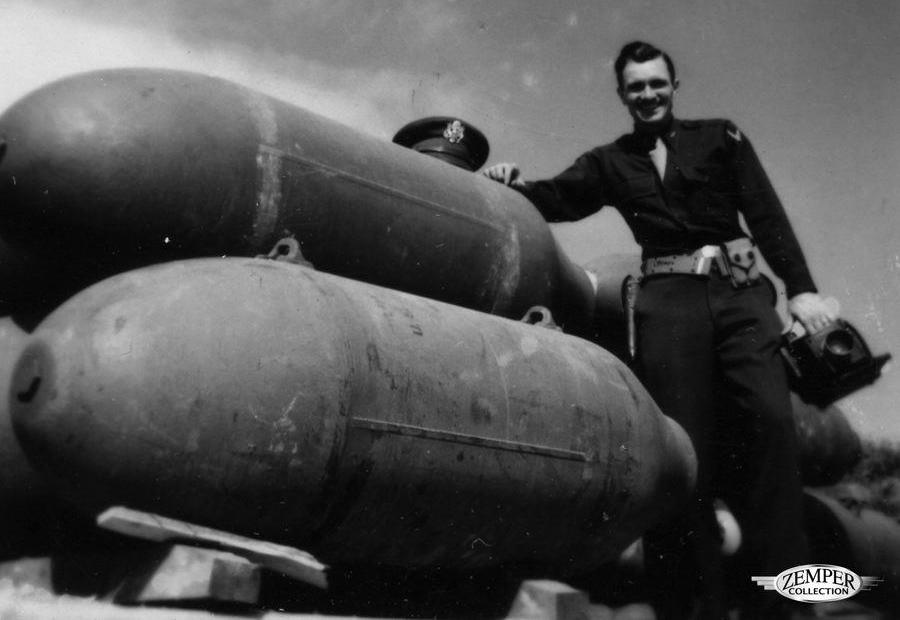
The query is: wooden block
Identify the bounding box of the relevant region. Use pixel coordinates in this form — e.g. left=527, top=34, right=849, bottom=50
left=114, top=544, right=259, bottom=605
left=505, top=579, right=592, bottom=620
left=97, top=506, right=326, bottom=589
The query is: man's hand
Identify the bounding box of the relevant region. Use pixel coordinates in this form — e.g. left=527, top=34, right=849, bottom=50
left=482, top=162, right=525, bottom=188
left=788, top=292, right=839, bottom=334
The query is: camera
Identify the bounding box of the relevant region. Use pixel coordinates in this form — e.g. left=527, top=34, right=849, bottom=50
left=781, top=319, right=891, bottom=407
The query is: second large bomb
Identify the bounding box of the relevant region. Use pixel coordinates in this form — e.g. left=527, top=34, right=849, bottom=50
left=11, top=258, right=694, bottom=572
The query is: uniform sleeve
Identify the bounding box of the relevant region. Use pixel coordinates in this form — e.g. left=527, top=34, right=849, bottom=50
left=514, top=151, right=609, bottom=223
left=726, top=122, right=818, bottom=297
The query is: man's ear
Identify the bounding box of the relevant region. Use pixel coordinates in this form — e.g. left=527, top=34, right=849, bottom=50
left=673, top=78, right=680, bottom=92
left=616, top=87, right=625, bottom=104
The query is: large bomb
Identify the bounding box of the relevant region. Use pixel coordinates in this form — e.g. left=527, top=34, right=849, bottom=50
left=793, top=393, right=862, bottom=486
left=0, top=69, right=593, bottom=334
left=10, top=258, right=694, bottom=572
left=805, top=488, right=900, bottom=608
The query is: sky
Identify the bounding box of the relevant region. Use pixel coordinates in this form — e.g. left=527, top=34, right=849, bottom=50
left=1, top=0, right=898, bottom=438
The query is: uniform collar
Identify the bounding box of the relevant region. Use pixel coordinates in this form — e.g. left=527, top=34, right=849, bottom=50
left=623, top=117, right=679, bottom=152
left=662, top=118, right=681, bottom=151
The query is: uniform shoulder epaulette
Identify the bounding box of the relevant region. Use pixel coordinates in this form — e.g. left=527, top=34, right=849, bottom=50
left=680, top=118, right=732, bottom=130
left=718, top=119, right=745, bottom=143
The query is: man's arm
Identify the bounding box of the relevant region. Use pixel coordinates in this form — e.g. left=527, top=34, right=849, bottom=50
left=483, top=153, right=609, bottom=223
left=724, top=122, right=837, bottom=332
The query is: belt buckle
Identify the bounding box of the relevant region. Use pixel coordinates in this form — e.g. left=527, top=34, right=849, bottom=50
left=692, top=245, right=721, bottom=275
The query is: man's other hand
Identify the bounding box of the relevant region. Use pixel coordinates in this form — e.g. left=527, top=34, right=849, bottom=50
left=788, top=292, right=839, bottom=334
left=482, top=163, right=525, bottom=187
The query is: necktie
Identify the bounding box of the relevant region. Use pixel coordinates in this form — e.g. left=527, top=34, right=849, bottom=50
left=650, top=136, right=667, bottom=179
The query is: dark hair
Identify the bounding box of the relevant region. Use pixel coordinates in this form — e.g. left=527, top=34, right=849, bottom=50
left=614, top=41, right=676, bottom=90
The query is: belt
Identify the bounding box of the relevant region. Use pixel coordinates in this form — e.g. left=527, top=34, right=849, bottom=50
left=642, top=245, right=728, bottom=277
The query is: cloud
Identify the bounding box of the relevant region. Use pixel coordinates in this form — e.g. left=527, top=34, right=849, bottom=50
left=16, top=0, right=469, bottom=74
left=0, top=1, right=481, bottom=137
left=0, top=1, right=587, bottom=145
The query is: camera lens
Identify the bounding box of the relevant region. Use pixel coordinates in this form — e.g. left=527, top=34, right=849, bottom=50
left=824, top=329, right=854, bottom=362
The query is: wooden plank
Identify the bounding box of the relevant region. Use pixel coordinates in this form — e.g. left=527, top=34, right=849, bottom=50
left=97, top=507, right=327, bottom=589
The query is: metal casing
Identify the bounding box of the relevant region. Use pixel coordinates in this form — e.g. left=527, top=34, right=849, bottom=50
left=804, top=488, right=900, bottom=608
left=11, top=258, right=694, bottom=572
left=0, top=69, right=593, bottom=334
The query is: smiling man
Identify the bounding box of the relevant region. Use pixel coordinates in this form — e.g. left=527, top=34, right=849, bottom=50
left=484, top=41, right=836, bottom=618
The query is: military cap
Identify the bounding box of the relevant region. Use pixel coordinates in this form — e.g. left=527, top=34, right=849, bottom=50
left=392, top=116, right=489, bottom=171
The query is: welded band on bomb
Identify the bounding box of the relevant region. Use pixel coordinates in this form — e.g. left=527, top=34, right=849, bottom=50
left=351, top=418, right=590, bottom=461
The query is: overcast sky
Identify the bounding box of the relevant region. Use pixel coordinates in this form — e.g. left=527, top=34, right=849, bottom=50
left=1, top=0, right=897, bottom=438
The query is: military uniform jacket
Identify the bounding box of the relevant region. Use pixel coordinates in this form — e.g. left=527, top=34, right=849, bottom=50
left=518, top=118, right=817, bottom=298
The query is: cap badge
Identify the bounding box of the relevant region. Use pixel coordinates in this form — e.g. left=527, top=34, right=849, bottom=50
left=443, top=120, right=465, bottom=144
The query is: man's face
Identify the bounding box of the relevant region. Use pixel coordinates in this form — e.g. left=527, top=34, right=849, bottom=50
left=618, top=57, right=678, bottom=129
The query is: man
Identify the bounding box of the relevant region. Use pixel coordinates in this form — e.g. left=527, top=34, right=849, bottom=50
left=483, top=41, right=836, bottom=618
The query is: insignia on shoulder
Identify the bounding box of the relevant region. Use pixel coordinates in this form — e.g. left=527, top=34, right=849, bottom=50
left=726, top=127, right=742, bottom=143
left=443, top=120, right=465, bottom=144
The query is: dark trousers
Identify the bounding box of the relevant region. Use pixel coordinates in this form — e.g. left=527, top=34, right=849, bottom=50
left=636, top=270, right=807, bottom=619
